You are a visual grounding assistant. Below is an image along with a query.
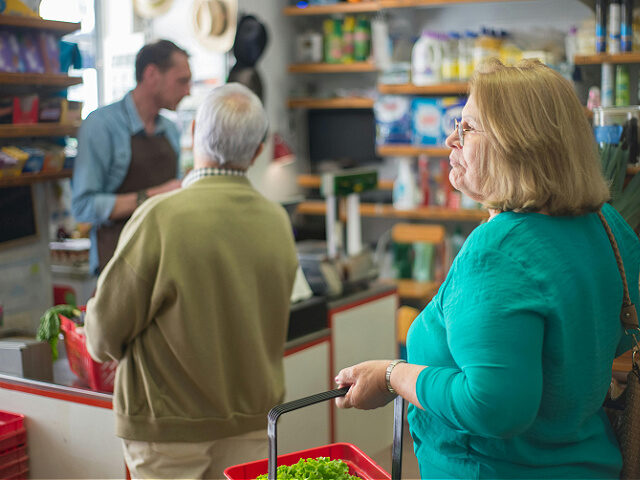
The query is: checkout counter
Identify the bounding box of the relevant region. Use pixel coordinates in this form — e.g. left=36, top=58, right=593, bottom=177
left=0, top=282, right=397, bottom=479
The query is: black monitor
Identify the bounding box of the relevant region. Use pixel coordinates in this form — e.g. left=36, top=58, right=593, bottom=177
left=307, top=109, right=379, bottom=168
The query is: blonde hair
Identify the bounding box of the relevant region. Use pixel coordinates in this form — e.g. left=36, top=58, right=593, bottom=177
left=470, top=58, right=609, bottom=215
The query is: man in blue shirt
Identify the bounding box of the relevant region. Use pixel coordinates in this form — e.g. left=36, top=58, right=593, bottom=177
left=71, top=39, right=191, bottom=274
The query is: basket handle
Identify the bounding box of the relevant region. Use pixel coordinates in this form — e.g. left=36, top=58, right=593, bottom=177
left=267, top=387, right=405, bottom=480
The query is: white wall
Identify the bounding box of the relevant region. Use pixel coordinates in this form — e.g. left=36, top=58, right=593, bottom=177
left=144, top=0, right=304, bottom=203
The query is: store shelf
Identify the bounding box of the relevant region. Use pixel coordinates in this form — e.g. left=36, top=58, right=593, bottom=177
left=283, top=1, right=380, bottom=15
left=0, top=14, right=80, bottom=34
left=377, top=144, right=451, bottom=157
left=574, top=52, right=640, bottom=65
left=378, top=82, right=469, bottom=95
left=0, top=72, right=82, bottom=87
left=0, top=169, right=72, bottom=187
left=0, top=123, right=79, bottom=138
left=627, top=165, right=640, bottom=176
left=288, top=97, right=374, bottom=109
left=394, top=279, right=441, bottom=300
left=296, top=200, right=488, bottom=221
left=379, top=0, right=531, bottom=7
left=289, top=62, right=377, bottom=74
left=297, top=174, right=393, bottom=190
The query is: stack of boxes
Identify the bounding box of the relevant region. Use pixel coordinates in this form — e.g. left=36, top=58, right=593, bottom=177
left=0, top=411, right=28, bottom=479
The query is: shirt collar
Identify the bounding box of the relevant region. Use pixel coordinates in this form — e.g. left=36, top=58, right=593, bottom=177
left=182, top=167, right=247, bottom=188
left=123, top=90, right=167, bottom=136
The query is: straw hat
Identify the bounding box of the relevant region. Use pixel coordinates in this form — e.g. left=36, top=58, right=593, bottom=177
left=133, top=0, right=174, bottom=18
left=192, top=0, right=238, bottom=53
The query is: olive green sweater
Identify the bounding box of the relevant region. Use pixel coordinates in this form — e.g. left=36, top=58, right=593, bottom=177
left=85, top=176, right=298, bottom=442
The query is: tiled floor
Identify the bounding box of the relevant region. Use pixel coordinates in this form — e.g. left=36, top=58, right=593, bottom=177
left=371, top=418, right=421, bottom=480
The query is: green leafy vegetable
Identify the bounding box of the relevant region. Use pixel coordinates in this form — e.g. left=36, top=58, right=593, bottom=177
left=256, top=457, right=360, bottom=480
left=36, top=305, right=81, bottom=361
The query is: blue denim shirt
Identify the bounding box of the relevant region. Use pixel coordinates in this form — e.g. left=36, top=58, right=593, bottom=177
left=71, top=91, right=181, bottom=275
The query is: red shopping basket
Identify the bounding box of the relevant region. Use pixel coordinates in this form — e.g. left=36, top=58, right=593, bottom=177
left=224, top=388, right=405, bottom=480
left=60, top=314, right=117, bottom=393
left=0, top=411, right=26, bottom=454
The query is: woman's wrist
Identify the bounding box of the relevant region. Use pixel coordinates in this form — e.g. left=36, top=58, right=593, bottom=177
left=385, top=359, right=407, bottom=394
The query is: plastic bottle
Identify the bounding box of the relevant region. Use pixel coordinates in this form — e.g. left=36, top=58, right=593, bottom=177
left=393, top=157, right=418, bottom=210
left=354, top=15, right=371, bottom=61
left=621, top=0, right=634, bottom=51
left=371, top=14, right=391, bottom=70
left=458, top=31, right=476, bottom=81
left=342, top=16, right=355, bottom=63
left=596, top=0, right=608, bottom=53
left=609, top=0, right=622, bottom=54
left=411, top=30, right=443, bottom=86
left=565, top=26, right=578, bottom=64
left=473, top=27, right=500, bottom=71
left=602, top=62, right=615, bottom=107
left=499, top=30, right=522, bottom=66
left=442, top=32, right=460, bottom=81
left=616, top=64, right=630, bottom=105
left=587, top=86, right=602, bottom=111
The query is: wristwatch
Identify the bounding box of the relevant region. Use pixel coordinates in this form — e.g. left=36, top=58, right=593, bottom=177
left=136, top=190, right=148, bottom=207
left=385, top=359, right=407, bottom=394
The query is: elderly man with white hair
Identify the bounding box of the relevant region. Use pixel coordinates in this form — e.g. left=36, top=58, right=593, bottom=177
left=84, top=83, right=299, bottom=479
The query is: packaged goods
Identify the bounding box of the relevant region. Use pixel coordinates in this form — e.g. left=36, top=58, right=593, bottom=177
left=458, top=31, right=476, bottom=81
left=323, top=18, right=342, bottom=64
left=371, top=15, right=391, bottom=71
left=374, top=95, right=412, bottom=145
left=442, top=33, right=460, bottom=81
left=0, top=31, right=23, bottom=73
left=17, top=32, right=45, bottom=74
left=602, top=63, right=615, bottom=107
left=353, top=16, right=370, bottom=61
left=19, top=146, right=45, bottom=174
left=342, top=16, right=355, bottom=63
left=596, top=0, right=608, bottom=53
left=411, top=31, right=442, bottom=86
left=473, top=28, right=500, bottom=71
left=412, top=97, right=442, bottom=146
left=621, top=0, right=633, bottom=51
left=616, top=65, right=630, bottom=106
left=608, top=0, right=622, bottom=53
left=393, top=157, right=418, bottom=210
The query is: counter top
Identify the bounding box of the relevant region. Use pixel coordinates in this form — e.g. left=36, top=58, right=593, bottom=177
left=0, top=282, right=396, bottom=405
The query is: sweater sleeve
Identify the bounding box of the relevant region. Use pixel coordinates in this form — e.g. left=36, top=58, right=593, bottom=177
left=84, top=205, right=158, bottom=363
left=416, top=247, right=547, bottom=439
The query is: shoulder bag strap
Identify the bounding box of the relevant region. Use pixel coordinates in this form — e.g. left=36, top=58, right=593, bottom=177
left=597, top=210, right=639, bottom=331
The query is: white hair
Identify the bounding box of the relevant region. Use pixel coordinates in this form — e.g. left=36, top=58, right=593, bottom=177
left=193, top=83, right=269, bottom=169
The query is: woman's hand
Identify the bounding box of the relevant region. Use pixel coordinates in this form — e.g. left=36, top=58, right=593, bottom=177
left=334, top=360, right=397, bottom=410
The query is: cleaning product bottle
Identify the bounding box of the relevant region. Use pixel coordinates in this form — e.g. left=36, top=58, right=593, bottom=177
left=393, top=157, right=418, bottom=210
left=442, top=32, right=460, bottom=81
left=354, top=15, right=371, bottom=61
left=458, top=31, right=476, bottom=81
left=411, top=30, right=442, bottom=86
left=342, top=16, right=355, bottom=63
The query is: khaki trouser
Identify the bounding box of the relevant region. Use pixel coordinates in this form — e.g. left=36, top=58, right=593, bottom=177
left=122, top=429, right=268, bottom=480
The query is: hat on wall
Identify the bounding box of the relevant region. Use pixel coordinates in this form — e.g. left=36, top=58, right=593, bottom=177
left=233, top=15, right=268, bottom=67
left=133, top=0, right=174, bottom=18
left=192, top=0, right=238, bottom=53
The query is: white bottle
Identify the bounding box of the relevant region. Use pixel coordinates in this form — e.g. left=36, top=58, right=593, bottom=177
left=371, top=14, right=392, bottom=71
left=411, top=30, right=443, bottom=86
left=393, top=157, right=418, bottom=210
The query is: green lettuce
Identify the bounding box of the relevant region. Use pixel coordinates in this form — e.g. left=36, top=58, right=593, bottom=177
left=256, top=457, right=360, bottom=480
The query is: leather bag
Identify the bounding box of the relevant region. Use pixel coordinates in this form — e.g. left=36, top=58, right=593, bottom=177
left=599, top=211, right=640, bottom=480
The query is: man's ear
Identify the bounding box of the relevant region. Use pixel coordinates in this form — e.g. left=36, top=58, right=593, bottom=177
left=142, top=63, right=160, bottom=85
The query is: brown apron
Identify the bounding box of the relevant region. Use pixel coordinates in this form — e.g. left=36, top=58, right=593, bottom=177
left=96, top=133, right=177, bottom=272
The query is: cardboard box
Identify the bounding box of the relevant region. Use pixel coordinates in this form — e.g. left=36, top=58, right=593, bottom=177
left=0, top=337, right=53, bottom=382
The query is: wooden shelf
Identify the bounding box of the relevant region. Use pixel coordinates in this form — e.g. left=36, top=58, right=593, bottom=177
left=289, top=62, right=377, bottom=74
left=296, top=200, right=488, bottom=222
left=378, top=82, right=469, bottom=95
left=0, top=14, right=80, bottom=34
left=297, top=174, right=393, bottom=190
left=377, top=144, right=451, bottom=157
left=0, top=169, right=72, bottom=187
left=379, top=0, right=531, bottom=7
left=0, top=72, right=82, bottom=87
left=628, top=165, right=640, bottom=175
left=288, top=97, right=374, bottom=109
left=283, top=1, right=380, bottom=15
left=0, top=123, right=79, bottom=138
left=574, top=52, right=640, bottom=65
left=394, top=279, right=440, bottom=300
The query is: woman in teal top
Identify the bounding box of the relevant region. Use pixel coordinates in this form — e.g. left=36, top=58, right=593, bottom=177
left=335, top=59, right=640, bottom=479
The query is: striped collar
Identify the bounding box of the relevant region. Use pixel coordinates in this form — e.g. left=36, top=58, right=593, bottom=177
left=182, top=167, right=246, bottom=188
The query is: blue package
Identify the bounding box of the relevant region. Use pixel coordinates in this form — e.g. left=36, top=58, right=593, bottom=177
left=374, top=96, right=412, bottom=145
left=412, top=98, right=442, bottom=146
left=19, top=146, right=45, bottom=173
left=594, top=125, right=624, bottom=144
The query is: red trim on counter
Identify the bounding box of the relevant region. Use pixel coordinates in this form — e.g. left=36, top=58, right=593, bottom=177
left=284, top=336, right=330, bottom=356
left=0, top=380, right=113, bottom=409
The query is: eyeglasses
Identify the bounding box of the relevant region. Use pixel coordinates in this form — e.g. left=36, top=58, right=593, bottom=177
left=454, top=119, right=484, bottom=147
